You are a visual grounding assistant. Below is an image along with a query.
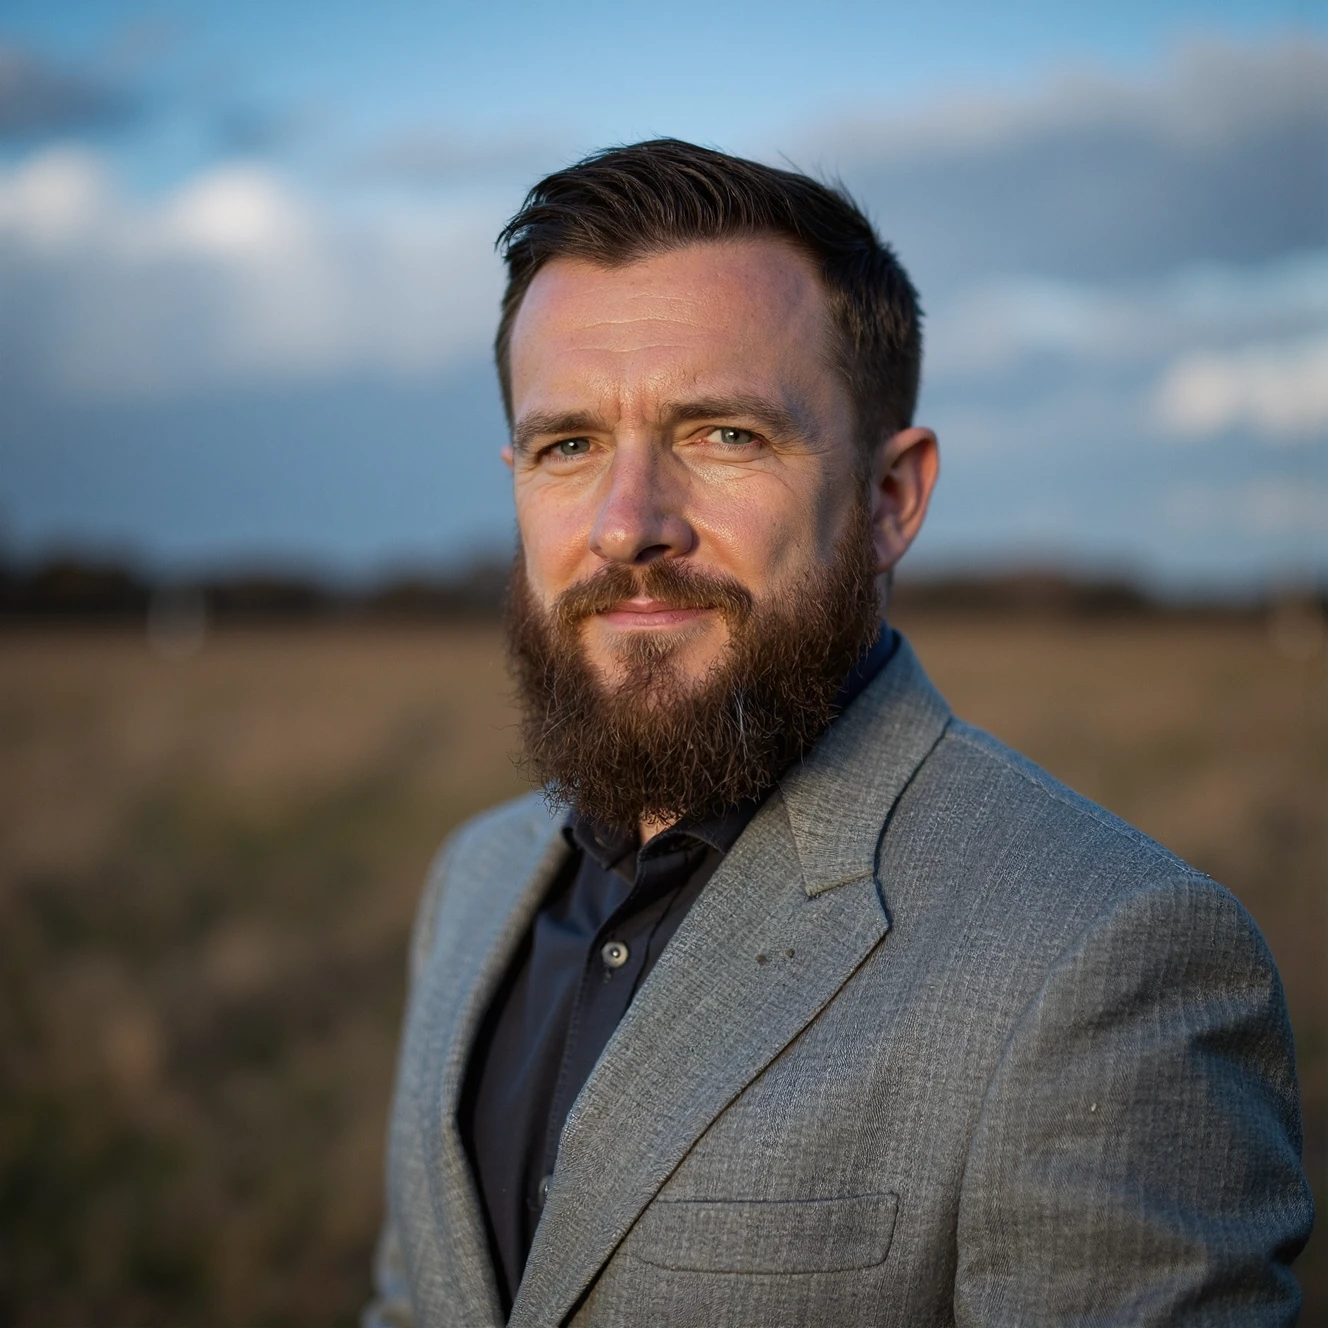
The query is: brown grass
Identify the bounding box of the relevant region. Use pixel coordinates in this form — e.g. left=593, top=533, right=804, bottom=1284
left=0, top=618, right=1322, bottom=1324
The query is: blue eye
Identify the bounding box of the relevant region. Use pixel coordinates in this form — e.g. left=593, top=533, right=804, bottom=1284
left=554, top=437, right=591, bottom=457
left=711, top=427, right=755, bottom=447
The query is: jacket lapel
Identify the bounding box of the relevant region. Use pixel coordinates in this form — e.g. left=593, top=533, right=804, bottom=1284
left=510, top=637, right=951, bottom=1327
left=399, top=796, right=570, bottom=1327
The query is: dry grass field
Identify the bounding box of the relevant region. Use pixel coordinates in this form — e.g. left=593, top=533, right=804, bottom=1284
left=0, top=617, right=1323, bottom=1325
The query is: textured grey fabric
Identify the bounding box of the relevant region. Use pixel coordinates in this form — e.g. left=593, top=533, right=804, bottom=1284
left=365, top=636, right=1313, bottom=1328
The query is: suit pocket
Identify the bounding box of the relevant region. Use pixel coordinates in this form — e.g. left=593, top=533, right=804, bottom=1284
left=627, top=1191, right=898, bottom=1274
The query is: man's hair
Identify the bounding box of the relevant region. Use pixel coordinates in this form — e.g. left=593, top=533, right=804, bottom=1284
left=494, top=138, right=922, bottom=446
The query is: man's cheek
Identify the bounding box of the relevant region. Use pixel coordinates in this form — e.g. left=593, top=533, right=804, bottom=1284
left=520, top=538, right=575, bottom=604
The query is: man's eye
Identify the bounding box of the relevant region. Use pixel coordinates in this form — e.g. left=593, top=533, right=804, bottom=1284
left=707, top=427, right=756, bottom=447
left=552, top=437, right=591, bottom=458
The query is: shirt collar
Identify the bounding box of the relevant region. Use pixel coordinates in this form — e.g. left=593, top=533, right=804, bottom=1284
left=564, top=816, right=635, bottom=873
left=564, top=795, right=754, bottom=871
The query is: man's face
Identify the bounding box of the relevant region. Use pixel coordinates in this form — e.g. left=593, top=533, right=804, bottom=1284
left=505, top=238, right=867, bottom=692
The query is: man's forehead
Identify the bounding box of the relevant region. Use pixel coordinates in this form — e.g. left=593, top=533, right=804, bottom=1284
left=514, top=238, right=825, bottom=332
left=507, top=237, right=837, bottom=417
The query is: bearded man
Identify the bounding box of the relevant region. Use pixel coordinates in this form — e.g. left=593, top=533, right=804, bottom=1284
left=367, top=140, right=1312, bottom=1327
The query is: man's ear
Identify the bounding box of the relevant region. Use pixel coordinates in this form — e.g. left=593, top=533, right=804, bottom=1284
left=869, top=426, right=939, bottom=574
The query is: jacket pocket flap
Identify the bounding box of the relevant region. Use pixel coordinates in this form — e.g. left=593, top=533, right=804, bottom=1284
left=627, top=1192, right=899, bottom=1274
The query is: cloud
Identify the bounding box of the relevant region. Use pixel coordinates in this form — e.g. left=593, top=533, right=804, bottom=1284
left=0, top=45, right=139, bottom=142
left=924, top=249, right=1328, bottom=384
left=803, top=39, right=1327, bottom=289
left=1153, top=335, right=1328, bottom=440
left=210, top=104, right=313, bottom=157
left=0, top=148, right=507, bottom=397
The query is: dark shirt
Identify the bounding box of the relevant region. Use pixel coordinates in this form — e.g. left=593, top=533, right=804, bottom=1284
left=461, top=627, right=897, bottom=1312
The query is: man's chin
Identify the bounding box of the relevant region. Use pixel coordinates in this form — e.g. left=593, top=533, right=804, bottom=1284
left=587, top=652, right=714, bottom=702
left=583, top=621, right=728, bottom=688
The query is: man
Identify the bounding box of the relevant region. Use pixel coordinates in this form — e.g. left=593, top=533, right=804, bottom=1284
left=368, top=140, right=1312, bottom=1327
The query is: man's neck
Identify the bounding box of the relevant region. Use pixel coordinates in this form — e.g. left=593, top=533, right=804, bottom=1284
left=638, top=816, right=675, bottom=845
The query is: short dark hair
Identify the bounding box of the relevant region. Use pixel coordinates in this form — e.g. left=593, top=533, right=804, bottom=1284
left=494, top=138, right=922, bottom=446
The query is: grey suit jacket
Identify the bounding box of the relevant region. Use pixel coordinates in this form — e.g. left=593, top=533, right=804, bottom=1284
left=367, top=637, right=1312, bottom=1327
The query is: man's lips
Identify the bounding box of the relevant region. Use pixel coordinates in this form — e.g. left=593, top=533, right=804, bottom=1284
left=596, top=597, right=715, bottom=629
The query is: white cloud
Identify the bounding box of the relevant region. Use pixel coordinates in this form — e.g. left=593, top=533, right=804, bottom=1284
left=0, top=147, right=507, bottom=397
left=0, top=145, right=109, bottom=246
left=1153, top=335, right=1328, bottom=440
left=154, top=166, right=311, bottom=256
left=925, top=251, right=1328, bottom=388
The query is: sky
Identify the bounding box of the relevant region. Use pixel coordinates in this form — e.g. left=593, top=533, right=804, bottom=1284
left=1, top=0, right=1325, bottom=591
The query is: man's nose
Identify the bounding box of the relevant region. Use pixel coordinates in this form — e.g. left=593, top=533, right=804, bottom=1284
left=588, top=446, right=695, bottom=564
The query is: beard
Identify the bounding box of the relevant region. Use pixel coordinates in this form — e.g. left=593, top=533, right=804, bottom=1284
left=505, top=498, right=881, bottom=833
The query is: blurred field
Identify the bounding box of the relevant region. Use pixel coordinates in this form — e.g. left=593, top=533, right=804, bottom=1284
left=0, top=617, right=1323, bottom=1325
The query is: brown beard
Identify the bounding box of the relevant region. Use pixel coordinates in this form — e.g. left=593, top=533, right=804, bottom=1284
left=505, top=498, right=881, bottom=833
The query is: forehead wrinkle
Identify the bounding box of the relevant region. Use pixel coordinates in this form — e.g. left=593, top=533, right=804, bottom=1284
left=553, top=317, right=727, bottom=350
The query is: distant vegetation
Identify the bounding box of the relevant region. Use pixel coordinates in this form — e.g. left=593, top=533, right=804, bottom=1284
left=0, top=556, right=512, bottom=623
left=1, top=553, right=1313, bottom=624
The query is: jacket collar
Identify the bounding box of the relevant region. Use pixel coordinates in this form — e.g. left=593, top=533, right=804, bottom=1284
left=782, top=634, right=951, bottom=896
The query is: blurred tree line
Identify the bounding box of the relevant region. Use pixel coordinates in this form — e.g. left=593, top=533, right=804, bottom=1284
left=3, top=553, right=1314, bottom=624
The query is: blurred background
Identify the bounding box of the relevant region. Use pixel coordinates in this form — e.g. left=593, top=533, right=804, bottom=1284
left=1, top=1, right=1324, bottom=1324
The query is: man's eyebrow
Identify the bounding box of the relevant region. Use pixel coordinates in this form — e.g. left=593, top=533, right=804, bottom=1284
left=660, top=396, right=808, bottom=439
left=511, top=410, right=607, bottom=455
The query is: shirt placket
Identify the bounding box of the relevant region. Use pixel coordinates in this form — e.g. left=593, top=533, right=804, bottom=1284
left=533, top=840, right=702, bottom=1211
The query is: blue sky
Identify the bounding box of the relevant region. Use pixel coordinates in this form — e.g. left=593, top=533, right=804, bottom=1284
left=1, top=1, right=1314, bottom=187
left=1, top=1, right=1325, bottom=589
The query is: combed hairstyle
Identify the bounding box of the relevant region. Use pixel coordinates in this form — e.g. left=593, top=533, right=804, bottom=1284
left=494, top=138, right=923, bottom=447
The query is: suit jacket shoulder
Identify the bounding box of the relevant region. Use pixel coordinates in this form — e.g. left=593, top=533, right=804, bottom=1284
left=944, top=716, right=1199, bottom=874
left=884, top=711, right=1263, bottom=970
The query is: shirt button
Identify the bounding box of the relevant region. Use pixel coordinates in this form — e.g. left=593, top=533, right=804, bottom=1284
left=538, top=1174, right=551, bottom=1206
left=600, top=939, right=630, bottom=970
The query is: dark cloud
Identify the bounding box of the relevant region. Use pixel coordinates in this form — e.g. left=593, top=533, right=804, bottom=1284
left=0, top=362, right=514, bottom=574
left=211, top=104, right=312, bottom=156
left=0, top=45, right=140, bottom=142
left=351, top=128, right=558, bottom=187
left=808, top=41, right=1328, bottom=290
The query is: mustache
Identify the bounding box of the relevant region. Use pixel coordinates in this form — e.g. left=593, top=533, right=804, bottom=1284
left=551, top=559, right=754, bottom=627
